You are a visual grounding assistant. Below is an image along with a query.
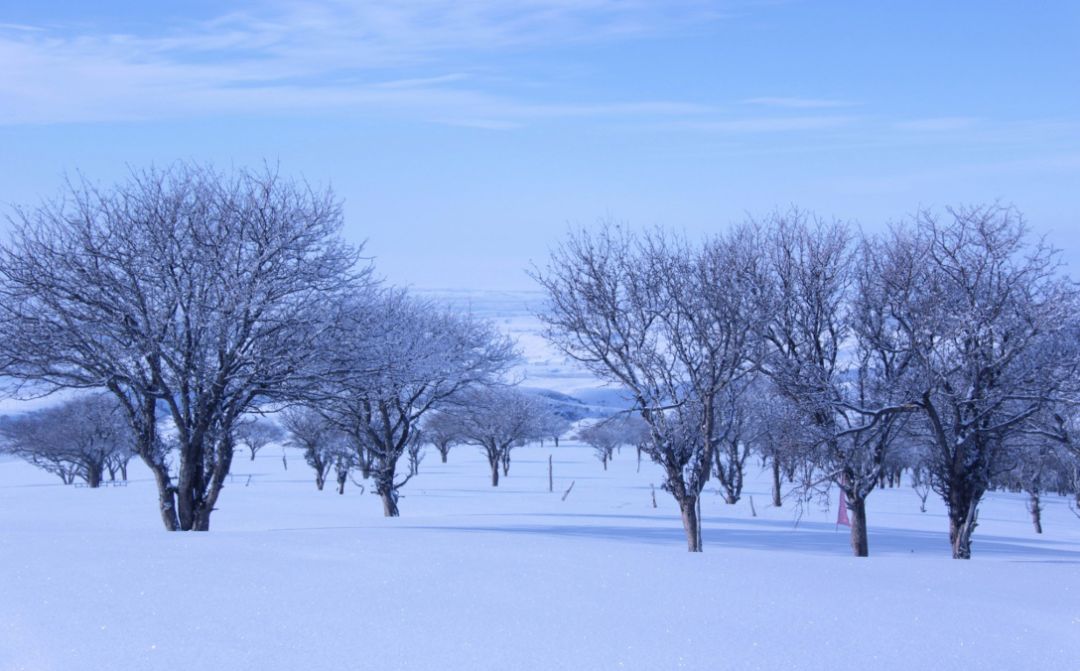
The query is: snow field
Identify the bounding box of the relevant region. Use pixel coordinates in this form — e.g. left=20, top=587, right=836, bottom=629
left=1, top=440, right=1078, bottom=670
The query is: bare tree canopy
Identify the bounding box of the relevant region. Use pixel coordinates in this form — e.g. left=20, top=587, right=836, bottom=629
left=234, top=416, right=285, bottom=462
left=879, top=205, right=1079, bottom=558
left=316, top=288, right=518, bottom=515
left=0, top=163, right=369, bottom=530
left=440, top=385, right=547, bottom=487
left=532, top=223, right=761, bottom=551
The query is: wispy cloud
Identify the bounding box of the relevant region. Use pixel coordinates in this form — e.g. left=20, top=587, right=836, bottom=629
left=0, top=1, right=739, bottom=127
left=741, top=96, right=857, bottom=109
left=893, top=117, right=980, bottom=132
left=675, top=115, right=857, bottom=133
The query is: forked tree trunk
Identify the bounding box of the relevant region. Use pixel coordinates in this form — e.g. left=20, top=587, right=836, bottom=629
left=375, top=470, right=400, bottom=516
left=948, top=497, right=979, bottom=560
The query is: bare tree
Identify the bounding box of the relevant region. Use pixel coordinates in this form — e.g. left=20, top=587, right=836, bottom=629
left=0, top=164, right=367, bottom=530
left=448, top=386, right=546, bottom=486
left=753, top=212, right=916, bottom=557
left=422, top=411, right=460, bottom=463
left=282, top=406, right=338, bottom=491
left=319, top=289, right=517, bottom=515
left=234, top=417, right=284, bottom=462
left=406, top=431, right=426, bottom=477
left=883, top=206, right=1077, bottom=558
left=0, top=394, right=134, bottom=487
left=710, top=380, right=767, bottom=505
left=577, top=415, right=645, bottom=471
left=533, top=224, right=760, bottom=551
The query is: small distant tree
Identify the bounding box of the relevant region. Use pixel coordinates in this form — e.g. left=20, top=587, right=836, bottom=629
left=406, top=431, right=426, bottom=477
left=234, top=417, right=285, bottom=462
left=577, top=415, right=644, bottom=471
left=282, top=407, right=339, bottom=491
left=422, top=411, right=460, bottom=463
left=536, top=409, right=573, bottom=448
left=450, top=386, right=546, bottom=486
left=0, top=394, right=133, bottom=487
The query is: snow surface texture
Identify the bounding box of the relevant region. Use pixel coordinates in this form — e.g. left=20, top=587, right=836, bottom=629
left=2, top=442, right=1079, bottom=671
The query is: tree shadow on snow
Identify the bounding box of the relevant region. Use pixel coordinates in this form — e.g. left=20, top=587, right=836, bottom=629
left=404, top=512, right=1080, bottom=560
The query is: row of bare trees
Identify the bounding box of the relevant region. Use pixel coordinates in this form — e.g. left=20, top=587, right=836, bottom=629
left=533, top=206, right=1080, bottom=557
left=0, top=395, right=136, bottom=487
left=0, top=163, right=522, bottom=530
left=281, top=384, right=569, bottom=501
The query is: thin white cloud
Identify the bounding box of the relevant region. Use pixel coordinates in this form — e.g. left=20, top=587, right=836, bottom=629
left=676, top=116, right=857, bottom=133
left=741, top=97, right=857, bottom=109
left=0, top=23, right=44, bottom=32
left=894, top=117, right=980, bottom=132
left=0, top=1, right=734, bottom=126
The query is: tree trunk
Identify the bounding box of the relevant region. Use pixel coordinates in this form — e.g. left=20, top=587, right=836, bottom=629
left=143, top=457, right=179, bottom=531
left=678, top=495, right=702, bottom=552
left=771, top=458, right=782, bottom=507
left=440, top=449, right=448, bottom=463
left=490, top=458, right=500, bottom=487
left=948, top=497, right=979, bottom=560
left=1029, top=491, right=1043, bottom=534
left=85, top=461, right=103, bottom=488
left=848, top=494, right=869, bottom=557
left=337, top=470, right=347, bottom=495
left=315, top=469, right=326, bottom=491
left=359, top=456, right=371, bottom=480
left=379, top=489, right=398, bottom=516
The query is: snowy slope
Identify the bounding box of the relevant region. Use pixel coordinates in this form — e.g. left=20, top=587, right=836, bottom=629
left=420, top=288, right=629, bottom=411
left=2, top=439, right=1079, bottom=671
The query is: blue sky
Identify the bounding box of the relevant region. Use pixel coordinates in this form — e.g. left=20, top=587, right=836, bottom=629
left=1, top=1, right=1078, bottom=289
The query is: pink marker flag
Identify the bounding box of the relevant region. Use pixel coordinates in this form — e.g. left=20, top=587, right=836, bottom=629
left=837, top=481, right=851, bottom=528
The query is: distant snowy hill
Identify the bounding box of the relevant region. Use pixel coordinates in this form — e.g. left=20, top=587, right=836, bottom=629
left=420, top=288, right=628, bottom=415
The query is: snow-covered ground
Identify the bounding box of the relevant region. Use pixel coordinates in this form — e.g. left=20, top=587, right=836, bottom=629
left=2, top=438, right=1079, bottom=671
